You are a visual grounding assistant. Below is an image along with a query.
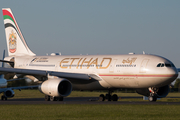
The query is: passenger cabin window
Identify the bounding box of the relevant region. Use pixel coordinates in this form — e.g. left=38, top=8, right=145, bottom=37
left=157, top=63, right=175, bottom=67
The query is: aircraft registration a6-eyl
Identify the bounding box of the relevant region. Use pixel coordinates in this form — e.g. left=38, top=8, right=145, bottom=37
left=1, top=8, right=179, bottom=102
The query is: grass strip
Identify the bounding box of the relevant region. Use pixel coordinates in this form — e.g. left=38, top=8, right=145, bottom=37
left=0, top=104, right=180, bottom=120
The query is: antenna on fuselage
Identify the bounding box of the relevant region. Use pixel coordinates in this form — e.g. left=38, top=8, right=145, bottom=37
left=143, top=51, right=146, bottom=54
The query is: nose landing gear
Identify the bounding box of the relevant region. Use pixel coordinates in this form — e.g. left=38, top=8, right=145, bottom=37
left=148, top=87, right=158, bottom=102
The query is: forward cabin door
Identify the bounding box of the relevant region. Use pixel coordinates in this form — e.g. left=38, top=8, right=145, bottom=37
left=109, top=59, right=117, bottom=73
left=139, top=59, right=149, bottom=73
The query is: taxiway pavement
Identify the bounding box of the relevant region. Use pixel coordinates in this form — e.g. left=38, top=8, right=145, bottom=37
left=0, top=97, right=180, bottom=105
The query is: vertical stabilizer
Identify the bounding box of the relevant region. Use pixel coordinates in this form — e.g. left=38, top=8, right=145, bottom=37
left=2, top=8, right=35, bottom=56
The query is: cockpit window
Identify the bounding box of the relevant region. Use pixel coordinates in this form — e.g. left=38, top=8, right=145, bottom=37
left=157, top=63, right=161, bottom=67
left=157, top=63, right=175, bottom=67
left=165, top=64, right=171, bottom=67
left=161, top=64, right=164, bottom=67
left=157, top=63, right=164, bottom=67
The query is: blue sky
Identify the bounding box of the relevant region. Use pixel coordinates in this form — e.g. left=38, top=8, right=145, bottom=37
left=0, top=1, right=180, bottom=68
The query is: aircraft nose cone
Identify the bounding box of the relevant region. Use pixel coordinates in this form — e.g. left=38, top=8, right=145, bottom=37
left=169, top=68, right=178, bottom=80
left=159, top=68, right=178, bottom=87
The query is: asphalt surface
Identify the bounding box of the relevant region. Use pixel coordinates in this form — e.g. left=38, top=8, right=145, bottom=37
left=0, top=97, right=180, bottom=105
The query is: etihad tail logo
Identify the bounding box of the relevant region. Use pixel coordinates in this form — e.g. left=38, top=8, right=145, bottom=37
left=9, top=31, right=16, bottom=53
left=122, top=58, right=137, bottom=65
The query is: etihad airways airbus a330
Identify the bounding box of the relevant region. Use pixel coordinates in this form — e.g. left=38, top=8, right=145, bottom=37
left=0, top=8, right=179, bottom=102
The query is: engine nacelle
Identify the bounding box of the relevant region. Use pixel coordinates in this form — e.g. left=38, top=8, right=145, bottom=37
left=136, top=85, right=169, bottom=98
left=38, top=78, right=72, bottom=97
left=4, top=89, right=15, bottom=98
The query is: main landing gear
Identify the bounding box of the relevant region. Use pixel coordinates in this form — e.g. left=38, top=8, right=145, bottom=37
left=99, top=90, right=119, bottom=101
left=45, top=95, right=64, bottom=101
left=1, top=95, right=7, bottom=101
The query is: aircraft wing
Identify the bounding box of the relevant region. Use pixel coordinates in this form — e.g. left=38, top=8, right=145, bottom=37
left=9, top=85, right=39, bottom=90
left=0, top=67, right=98, bottom=81
left=0, top=85, right=38, bottom=94
left=7, top=78, right=25, bottom=82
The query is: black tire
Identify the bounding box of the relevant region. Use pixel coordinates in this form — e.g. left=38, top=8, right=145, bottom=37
left=112, top=94, right=118, bottom=101
left=1, top=95, right=7, bottom=101
left=45, top=95, right=50, bottom=101
left=99, top=94, right=105, bottom=101
left=148, top=96, right=157, bottom=102
left=1, top=96, right=4, bottom=100
left=50, top=96, right=55, bottom=101
left=58, top=97, right=64, bottom=101
left=153, top=96, right=157, bottom=101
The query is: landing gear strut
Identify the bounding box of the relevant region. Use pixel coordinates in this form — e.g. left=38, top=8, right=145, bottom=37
left=99, top=90, right=118, bottom=101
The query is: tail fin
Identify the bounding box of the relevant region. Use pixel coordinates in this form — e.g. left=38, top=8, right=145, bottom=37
left=2, top=8, right=35, bottom=56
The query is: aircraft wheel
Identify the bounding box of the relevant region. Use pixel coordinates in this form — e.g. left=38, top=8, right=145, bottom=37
left=1, top=95, right=7, bottom=101
left=1, top=96, right=4, bottom=100
left=54, top=97, right=59, bottom=101
left=148, top=96, right=157, bottom=102
left=99, top=94, right=105, bottom=101
left=112, top=94, right=118, bottom=101
left=58, top=97, right=64, bottom=101
left=45, top=95, right=50, bottom=101
left=50, top=96, right=56, bottom=101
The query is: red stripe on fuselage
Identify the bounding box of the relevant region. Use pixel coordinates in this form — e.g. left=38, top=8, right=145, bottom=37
left=99, top=74, right=177, bottom=77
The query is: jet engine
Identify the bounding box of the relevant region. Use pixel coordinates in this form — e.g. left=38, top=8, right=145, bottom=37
left=136, top=85, right=169, bottom=98
left=4, top=89, right=15, bottom=98
left=38, top=78, right=72, bottom=97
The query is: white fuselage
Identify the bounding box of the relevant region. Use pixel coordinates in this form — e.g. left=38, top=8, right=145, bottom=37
left=8, top=54, right=178, bottom=90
